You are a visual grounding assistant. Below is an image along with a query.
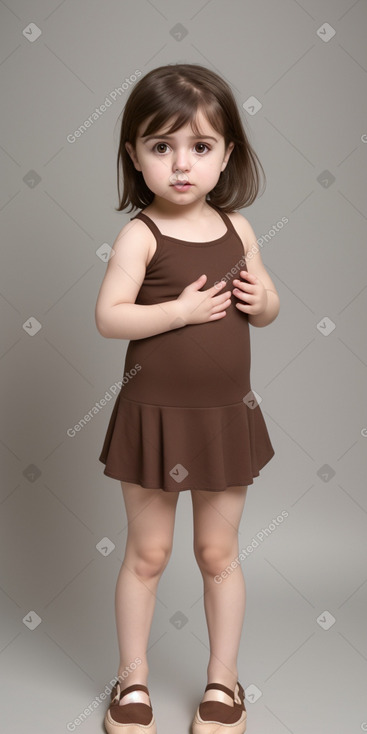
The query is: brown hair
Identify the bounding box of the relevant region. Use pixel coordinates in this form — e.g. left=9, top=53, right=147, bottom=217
left=115, top=63, right=266, bottom=213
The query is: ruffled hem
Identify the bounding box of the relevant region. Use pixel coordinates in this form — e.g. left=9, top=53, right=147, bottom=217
left=99, top=394, right=274, bottom=492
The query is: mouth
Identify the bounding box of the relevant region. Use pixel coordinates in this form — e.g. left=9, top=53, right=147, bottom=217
left=170, top=181, right=192, bottom=187
left=169, top=171, right=191, bottom=187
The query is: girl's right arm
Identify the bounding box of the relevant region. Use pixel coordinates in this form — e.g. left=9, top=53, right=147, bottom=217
left=95, top=220, right=232, bottom=340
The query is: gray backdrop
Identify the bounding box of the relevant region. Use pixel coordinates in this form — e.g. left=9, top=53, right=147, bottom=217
left=1, top=1, right=366, bottom=733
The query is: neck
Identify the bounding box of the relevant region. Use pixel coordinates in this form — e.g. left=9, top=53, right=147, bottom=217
left=147, top=195, right=215, bottom=221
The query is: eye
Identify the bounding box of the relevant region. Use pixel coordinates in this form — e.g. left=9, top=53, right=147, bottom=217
left=151, top=141, right=211, bottom=155
left=194, top=142, right=210, bottom=154
left=152, top=143, right=169, bottom=154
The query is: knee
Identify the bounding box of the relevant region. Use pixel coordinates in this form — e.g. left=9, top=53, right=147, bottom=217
left=130, top=544, right=172, bottom=580
left=194, top=542, right=237, bottom=577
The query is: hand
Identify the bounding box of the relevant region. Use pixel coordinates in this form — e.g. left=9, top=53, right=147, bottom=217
left=232, top=271, right=267, bottom=315
left=177, top=274, right=232, bottom=326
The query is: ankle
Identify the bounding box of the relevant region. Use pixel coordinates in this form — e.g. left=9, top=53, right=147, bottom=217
left=206, top=671, right=238, bottom=691
left=117, top=664, right=149, bottom=689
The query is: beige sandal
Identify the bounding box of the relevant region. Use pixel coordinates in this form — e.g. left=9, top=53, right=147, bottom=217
left=192, top=681, right=247, bottom=734
left=104, top=682, right=157, bottom=734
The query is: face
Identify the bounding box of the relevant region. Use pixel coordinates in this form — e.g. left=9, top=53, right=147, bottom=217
left=125, top=109, right=234, bottom=207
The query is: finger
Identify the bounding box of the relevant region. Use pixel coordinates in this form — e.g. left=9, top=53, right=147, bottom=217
left=233, top=291, right=258, bottom=305
left=239, top=271, right=258, bottom=283
left=235, top=302, right=250, bottom=313
left=213, top=279, right=227, bottom=290
left=233, top=287, right=254, bottom=299
left=232, top=288, right=245, bottom=298
left=236, top=301, right=254, bottom=313
left=232, top=280, right=255, bottom=292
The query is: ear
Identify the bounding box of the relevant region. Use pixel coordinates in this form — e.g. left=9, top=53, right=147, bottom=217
left=125, top=141, right=142, bottom=172
left=221, top=141, right=235, bottom=172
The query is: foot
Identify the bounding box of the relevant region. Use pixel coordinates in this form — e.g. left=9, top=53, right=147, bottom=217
left=192, top=681, right=246, bottom=733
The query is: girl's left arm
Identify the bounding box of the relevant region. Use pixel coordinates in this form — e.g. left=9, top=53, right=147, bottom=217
left=231, top=214, right=280, bottom=328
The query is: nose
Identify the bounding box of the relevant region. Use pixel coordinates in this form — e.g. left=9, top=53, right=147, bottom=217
left=172, top=148, right=191, bottom=172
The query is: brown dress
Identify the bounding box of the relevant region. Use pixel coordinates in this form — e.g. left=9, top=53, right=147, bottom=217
left=99, top=204, right=275, bottom=491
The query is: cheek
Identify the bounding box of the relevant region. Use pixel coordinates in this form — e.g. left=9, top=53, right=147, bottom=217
left=141, top=160, right=169, bottom=189
left=196, top=155, right=223, bottom=173
left=203, top=161, right=224, bottom=185
left=209, top=154, right=225, bottom=169
left=146, top=158, right=169, bottom=177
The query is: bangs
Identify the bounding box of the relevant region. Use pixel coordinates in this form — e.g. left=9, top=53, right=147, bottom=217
left=139, top=97, right=225, bottom=141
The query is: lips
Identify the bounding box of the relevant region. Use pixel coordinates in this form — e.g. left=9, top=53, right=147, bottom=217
left=169, top=171, right=190, bottom=185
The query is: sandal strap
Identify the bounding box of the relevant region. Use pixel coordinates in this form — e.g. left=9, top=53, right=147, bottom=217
left=205, top=683, right=235, bottom=700
left=111, top=682, right=149, bottom=703
left=235, top=681, right=246, bottom=705
left=120, top=684, right=149, bottom=698
left=205, top=681, right=246, bottom=706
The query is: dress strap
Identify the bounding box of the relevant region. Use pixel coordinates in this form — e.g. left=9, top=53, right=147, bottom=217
left=130, top=211, right=162, bottom=240
left=131, top=204, right=238, bottom=241
left=208, top=202, right=238, bottom=237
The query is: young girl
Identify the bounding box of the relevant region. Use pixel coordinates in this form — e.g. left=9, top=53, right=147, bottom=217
left=95, top=63, right=279, bottom=734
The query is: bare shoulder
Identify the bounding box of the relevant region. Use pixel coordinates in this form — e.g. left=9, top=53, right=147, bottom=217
left=226, top=211, right=256, bottom=257
left=111, top=216, right=155, bottom=267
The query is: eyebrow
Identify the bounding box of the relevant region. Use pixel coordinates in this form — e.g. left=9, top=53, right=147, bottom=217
left=142, top=134, right=218, bottom=143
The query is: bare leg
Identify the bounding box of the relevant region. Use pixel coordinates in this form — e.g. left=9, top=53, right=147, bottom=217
left=115, top=481, right=179, bottom=705
left=191, top=486, right=248, bottom=705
